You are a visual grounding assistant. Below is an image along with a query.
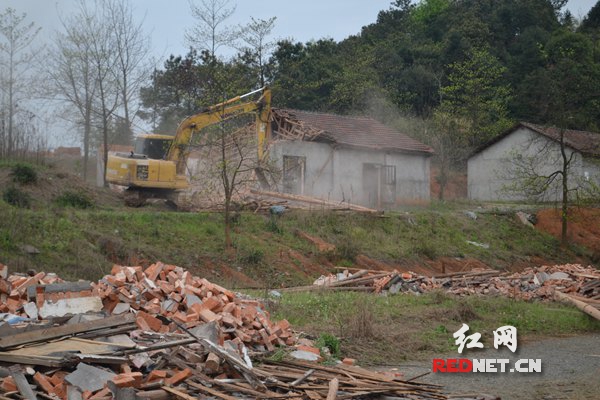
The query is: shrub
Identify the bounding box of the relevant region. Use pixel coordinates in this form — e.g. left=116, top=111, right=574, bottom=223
left=335, top=240, right=359, bottom=262
left=3, top=186, right=31, bottom=208
left=55, top=191, right=94, bottom=209
left=237, top=247, right=264, bottom=266
left=11, top=163, right=37, bottom=185
left=316, top=333, right=341, bottom=359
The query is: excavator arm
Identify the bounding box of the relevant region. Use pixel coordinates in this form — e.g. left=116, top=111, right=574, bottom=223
left=167, top=87, right=272, bottom=174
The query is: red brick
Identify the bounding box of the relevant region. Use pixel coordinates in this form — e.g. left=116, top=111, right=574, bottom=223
left=1, top=377, right=17, bottom=392
left=147, top=370, right=168, bottom=382
left=165, top=369, right=192, bottom=386
left=34, top=372, right=55, bottom=394
left=136, top=311, right=163, bottom=332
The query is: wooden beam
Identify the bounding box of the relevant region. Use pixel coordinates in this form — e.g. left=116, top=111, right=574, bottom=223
left=555, top=291, right=600, bottom=321
left=0, top=314, right=135, bottom=349
left=326, top=378, right=339, bottom=400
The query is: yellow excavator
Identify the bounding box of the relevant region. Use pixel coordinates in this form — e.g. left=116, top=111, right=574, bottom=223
left=105, top=87, right=271, bottom=206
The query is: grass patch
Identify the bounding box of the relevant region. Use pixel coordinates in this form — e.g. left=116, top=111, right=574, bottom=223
left=55, top=191, right=94, bottom=209
left=271, top=291, right=600, bottom=365
left=0, top=205, right=592, bottom=286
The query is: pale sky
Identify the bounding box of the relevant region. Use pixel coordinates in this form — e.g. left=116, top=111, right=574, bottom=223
left=2, top=0, right=597, bottom=61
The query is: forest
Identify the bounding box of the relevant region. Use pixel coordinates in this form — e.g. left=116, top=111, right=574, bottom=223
left=1, top=0, right=599, bottom=178
left=139, top=0, right=600, bottom=172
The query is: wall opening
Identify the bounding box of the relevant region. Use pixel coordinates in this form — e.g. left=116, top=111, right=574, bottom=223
left=363, top=163, right=396, bottom=208
left=283, top=155, right=306, bottom=194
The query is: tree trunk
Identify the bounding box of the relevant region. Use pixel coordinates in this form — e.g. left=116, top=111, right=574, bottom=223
left=560, top=130, right=569, bottom=247
left=83, top=108, right=91, bottom=182
left=224, top=196, right=232, bottom=251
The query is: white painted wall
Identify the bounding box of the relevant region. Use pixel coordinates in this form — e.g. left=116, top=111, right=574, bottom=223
left=270, top=140, right=430, bottom=208
left=467, top=127, right=596, bottom=201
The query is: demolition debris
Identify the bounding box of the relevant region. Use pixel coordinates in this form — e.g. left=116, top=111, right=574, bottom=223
left=0, top=262, right=448, bottom=400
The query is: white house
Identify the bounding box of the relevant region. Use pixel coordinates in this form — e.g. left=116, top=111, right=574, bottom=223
left=468, top=122, right=600, bottom=201
left=269, top=109, right=434, bottom=209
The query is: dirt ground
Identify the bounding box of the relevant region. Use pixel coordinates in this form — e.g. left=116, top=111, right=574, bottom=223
left=536, top=208, right=600, bottom=255
left=390, top=334, right=600, bottom=400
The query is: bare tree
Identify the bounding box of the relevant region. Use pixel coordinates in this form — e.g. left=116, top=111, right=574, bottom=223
left=501, top=129, right=599, bottom=246
left=238, top=17, right=277, bottom=87
left=104, top=0, right=152, bottom=145
left=186, top=0, right=237, bottom=60
left=0, top=8, right=41, bottom=157
left=82, top=2, right=121, bottom=187
left=48, top=0, right=150, bottom=183
left=46, top=13, right=98, bottom=179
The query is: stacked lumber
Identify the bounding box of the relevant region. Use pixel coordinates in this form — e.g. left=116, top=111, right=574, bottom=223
left=0, top=262, right=450, bottom=400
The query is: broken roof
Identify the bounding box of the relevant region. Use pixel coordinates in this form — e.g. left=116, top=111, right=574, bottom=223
left=473, top=122, right=600, bottom=158
left=272, top=109, right=434, bottom=155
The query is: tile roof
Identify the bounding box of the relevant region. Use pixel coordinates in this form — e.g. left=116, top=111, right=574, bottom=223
left=520, top=122, right=600, bottom=157
left=274, top=109, right=434, bottom=155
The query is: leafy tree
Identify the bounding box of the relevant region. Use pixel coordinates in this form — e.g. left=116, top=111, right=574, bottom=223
left=139, top=51, right=210, bottom=134
left=269, top=39, right=341, bottom=111
left=580, top=1, right=600, bottom=32
left=440, top=47, right=513, bottom=148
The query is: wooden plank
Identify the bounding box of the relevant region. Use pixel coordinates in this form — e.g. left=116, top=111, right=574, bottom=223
left=249, top=189, right=378, bottom=213
left=186, top=381, right=239, bottom=400
left=0, top=314, right=135, bottom=349
left=326, top=378, right=338, bottom=400
left=290, top=369, right=315, bottom=387
left=167, top=318, right=266, bottom=391
left=161, top=386, right=197, bottom=400
left=0, top=353, right=63, bottom=367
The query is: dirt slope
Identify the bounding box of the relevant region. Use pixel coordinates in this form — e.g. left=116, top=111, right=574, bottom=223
left=536, top=208, right=600, bottom=256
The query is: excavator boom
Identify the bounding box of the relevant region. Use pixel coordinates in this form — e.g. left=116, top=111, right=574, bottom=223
left=105, top=87, right=272, bottom=205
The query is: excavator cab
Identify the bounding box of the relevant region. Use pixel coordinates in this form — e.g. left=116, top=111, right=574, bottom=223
left=133, top=135, right=174, bottom=160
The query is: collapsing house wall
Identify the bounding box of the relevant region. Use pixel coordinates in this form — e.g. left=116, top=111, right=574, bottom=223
left=268, top=109, right=433, bottom=209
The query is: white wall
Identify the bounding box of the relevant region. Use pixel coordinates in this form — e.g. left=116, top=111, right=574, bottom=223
left=270, top=141, right=430, bottom=208
left=468, top=127, right=588, bottom=202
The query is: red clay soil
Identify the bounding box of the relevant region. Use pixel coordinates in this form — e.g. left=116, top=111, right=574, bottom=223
left=356, top=254, right=488, bottom=276
left=536, top=207, right=600, bottom=253
left=429, top=167, right=467, bottom=201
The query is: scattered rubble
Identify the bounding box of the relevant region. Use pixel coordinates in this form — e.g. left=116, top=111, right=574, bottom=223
left=303, top=264, right=600, bottom=319
left=0, top=262, right=449, bottom=400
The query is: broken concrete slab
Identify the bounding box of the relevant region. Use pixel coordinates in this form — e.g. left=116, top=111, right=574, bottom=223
left=23, top=302, right=38, bottom=320
left=190, top=320, right=219, bottom=345
left=65, top=363, right=116, bottom=392
left=290, top=350, right=321, bottom=362
left=548, top=272, right=571, bottom=281
left=39, top=297, right=103, bottom=319
left=534, top=272, right=550, bottom=285
left=516, top=211, right=534, bottom=228
left=112, top=303, right=131, bottom=315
